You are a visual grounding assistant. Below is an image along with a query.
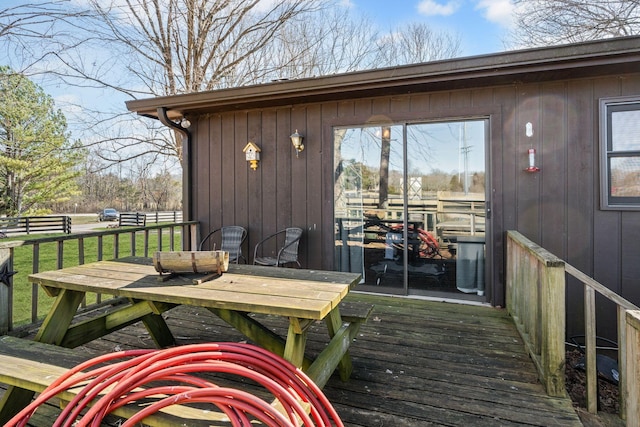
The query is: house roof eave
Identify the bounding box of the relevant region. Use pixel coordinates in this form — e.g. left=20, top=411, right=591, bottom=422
left=125, top=36, right=640, bottom=118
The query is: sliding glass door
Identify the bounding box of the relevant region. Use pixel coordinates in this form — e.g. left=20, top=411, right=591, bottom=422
left=334, top=120, right=487, bottom=299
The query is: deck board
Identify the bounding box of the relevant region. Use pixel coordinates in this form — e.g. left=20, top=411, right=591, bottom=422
left=1, top=293, right=581, bottom=426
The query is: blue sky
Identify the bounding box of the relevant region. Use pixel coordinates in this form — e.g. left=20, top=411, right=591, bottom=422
left=348, top=0, right=514, bottom=56
left=2, top=0, right=516, bottom=156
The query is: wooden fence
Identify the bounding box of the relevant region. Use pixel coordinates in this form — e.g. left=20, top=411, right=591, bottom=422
left=0, top=216, right=71, bottom=236
left=144, top=211, right=183, bottom=224
left=118, top=212, right=147, bottom=227
left=506, top=230, right=639, bottom=425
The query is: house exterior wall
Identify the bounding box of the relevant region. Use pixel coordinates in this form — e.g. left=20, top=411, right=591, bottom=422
left=189, top=72, right=640, bottom=338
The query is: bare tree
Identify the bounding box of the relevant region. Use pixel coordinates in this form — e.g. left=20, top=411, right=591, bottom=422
left=0, top=2, right=90, bottom=73
left=508, top=0, right=640, bottom=47
left=36, top=0, right=328, bottom=166
left=375, top=22, right=462, bottom=66
left=255, top=8, right=382, bottom=81
left=2, top=1, right=462, bottom=174
left=52, top=0, right=324, bottom=97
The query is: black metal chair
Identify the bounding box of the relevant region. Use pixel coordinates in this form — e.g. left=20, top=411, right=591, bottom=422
left=199, top=226, right=247, bottom=264
left=253, top=227, right=302, bottom=268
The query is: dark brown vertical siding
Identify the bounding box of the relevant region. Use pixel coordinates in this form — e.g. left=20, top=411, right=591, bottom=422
left=290, top=106, right=308, bottom=266
left=310, top=103, right=329, bottom=270
left=191, top=72, right=640, bottom=329
left=220, top=114, right=236, bottom=229
left=391, top=96, right=411, bottom=114
left=206, top=114, right=219, bottom=231
left=231, top=112, right=249, bottom=252
left=516, top=84, right=542, bottom=241
left=429, top=92, right=451, bottom=110
left=450, top=90, right=471, bottom=109
left=496, top=85, right=518, bottom=233
left=372, top=97, right=391, bottom=114
left=320, top=105, right=338, bottom=271
left=409, top=93, right=430, bottom=112
left=540, top=81, right=568, bottom=258
left=244, top=112, right=263, bottom=254
left=565, top=80, right=595, bottom=334
left=566, top=80, right=595, bottom=272
left=471, top=88, right=495, bottom=107
left=488, top=105, right=506, bottom=306
left=354, top=99, right=373, bottom=117
left=275, top=108, right=292, bottom=230
left=260, top=109, right=279, bottom=251
left=195, top=117, right=213, bottom=234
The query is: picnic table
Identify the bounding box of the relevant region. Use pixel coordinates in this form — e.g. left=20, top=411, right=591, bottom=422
left=0, top=256, right=365, bottom=423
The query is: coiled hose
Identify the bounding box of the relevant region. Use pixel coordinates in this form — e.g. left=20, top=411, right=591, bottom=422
left=6, top=342, right=344, bottom=427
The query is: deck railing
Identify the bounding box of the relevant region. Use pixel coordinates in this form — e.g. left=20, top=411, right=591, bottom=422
left=341, top=191, right=485, bottom=243
left=506, top=230, right=639, bottom=425
left=0, top=221, right=199, bottom=334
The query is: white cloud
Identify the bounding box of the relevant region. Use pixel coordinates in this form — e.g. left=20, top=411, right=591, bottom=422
left=475, top=0, right=516, bottom=29
left=417, top=0, right=460, bottom=17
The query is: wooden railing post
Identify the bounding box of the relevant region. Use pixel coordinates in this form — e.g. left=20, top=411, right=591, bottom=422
left=541, top=258, right=566, bottom=397
left=585, top=286, right=598, bottom=413
left=626, top=310, right=640, bottom=427
left=506, top=231, right=566, bottom=397
left=0, top=247, right=11, bottom=334
left=618, top=305, right=628, bottom=421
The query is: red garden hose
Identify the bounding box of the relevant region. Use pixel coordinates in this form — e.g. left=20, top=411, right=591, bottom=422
left=6, top=342, right=344, bottom=427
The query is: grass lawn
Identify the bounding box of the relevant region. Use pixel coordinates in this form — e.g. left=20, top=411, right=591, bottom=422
left=7, top=228, right=181, bottom=328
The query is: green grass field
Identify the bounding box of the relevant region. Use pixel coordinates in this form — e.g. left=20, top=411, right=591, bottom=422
left=7, top=229, right=181, bottom=327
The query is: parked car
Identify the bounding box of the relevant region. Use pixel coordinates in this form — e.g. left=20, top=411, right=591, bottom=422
left=98, top=208, right=119, bottom=222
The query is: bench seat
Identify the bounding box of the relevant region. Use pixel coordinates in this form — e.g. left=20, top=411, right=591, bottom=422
left=338, top=301, right=374, bottom=324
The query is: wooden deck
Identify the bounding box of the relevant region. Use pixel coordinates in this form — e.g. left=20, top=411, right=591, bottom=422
left=1, top=293, right=582, bottom=426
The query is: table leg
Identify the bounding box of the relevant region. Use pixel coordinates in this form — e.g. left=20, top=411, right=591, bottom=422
left=284, top=323, right=308, bottom=368
left=206, top=307, right=312, bottom=369
left=305, top=307, right=360, bottom=388
left=325, top=308, right=354, bottom=380
left=140, top=311, right=176, bottom=347
left=35, top=288, right=86, bottom=344
left=0, top=288, right=85, bottom=423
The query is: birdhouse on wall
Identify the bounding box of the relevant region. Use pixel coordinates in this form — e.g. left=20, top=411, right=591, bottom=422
left=242, top=142, right=261, bottom=170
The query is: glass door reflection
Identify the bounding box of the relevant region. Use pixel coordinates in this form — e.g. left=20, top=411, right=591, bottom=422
left=333, top=120, right=486, bottom=299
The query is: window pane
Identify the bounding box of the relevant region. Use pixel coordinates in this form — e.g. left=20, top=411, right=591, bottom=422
left=611, top=110, right=640, bottom=151
left=600, top=97, right=640, bottom=209
left=333, top=125, right=403, bottom=286
left=610, top=157, right=640, bottom=197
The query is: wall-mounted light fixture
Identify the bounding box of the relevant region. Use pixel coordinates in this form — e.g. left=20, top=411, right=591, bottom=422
left=243, top=142, right=261, bottom=170
left=290, top=130, right=304, bottom=157
left=524, top=122, right=540, bottom=172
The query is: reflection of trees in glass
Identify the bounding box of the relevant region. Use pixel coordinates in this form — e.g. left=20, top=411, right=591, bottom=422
left=335, top=121, right=485, bottom=206
left=338, top=160, right=379, bottom=191
left=406, top=121, right=484, bottom=196
left=611, top=157, right=640, bottom=196
left=378, top=126, right=391, bottom=209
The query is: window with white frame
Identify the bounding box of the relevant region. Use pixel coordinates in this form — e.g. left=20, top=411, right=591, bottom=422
left=600, top=96, right=640, bottom=210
